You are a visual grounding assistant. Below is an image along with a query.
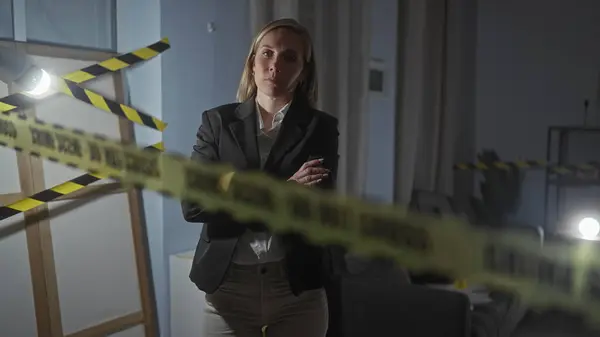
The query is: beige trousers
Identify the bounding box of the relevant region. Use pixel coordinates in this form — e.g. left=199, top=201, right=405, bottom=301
left=204, top=261, right=329, bottom=337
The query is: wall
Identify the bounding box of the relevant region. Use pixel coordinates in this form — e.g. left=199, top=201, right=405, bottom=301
left=475, top=0, right=600, bottom=228
left=161, top=0, right=249, bottom=257
left=363, top=0, right=398, bottom=203
left=116, top=0, right=164, bottom=335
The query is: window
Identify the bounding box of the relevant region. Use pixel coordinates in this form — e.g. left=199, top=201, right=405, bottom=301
left=0, top=0, right=14, bottom=39
left=26, top=0, right=115, bottom=50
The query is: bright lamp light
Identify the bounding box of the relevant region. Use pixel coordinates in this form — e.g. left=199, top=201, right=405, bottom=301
left=0, top=45, right=52, bottom=96
left=22, top=68, right=52, bottom=97
left=577, top=217, right=600, bottom=239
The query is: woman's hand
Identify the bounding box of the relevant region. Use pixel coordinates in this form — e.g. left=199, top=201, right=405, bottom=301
left=288, top=158, right=330, bottom=186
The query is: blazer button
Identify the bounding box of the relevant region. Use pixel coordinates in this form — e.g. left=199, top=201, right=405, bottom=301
left=260, top=267, right=267, bottom=274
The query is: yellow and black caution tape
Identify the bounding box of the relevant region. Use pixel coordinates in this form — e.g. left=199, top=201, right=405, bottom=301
left=0, top=82, right=167, bottom=132
left=0, top=92, right=33, bottom=113
left=0, top=142, right=163, bottom=221
left=454, top=160, right=600, bottom=175
left=0, top=38, right=170, bottom=131
left=56, top=78, right=167, bottom=131
left=1, top=110, right=600, bottom=326
left=62, top=38, right=170, bottom=84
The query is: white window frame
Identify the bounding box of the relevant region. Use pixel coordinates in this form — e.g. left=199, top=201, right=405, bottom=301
left=10, top=0, right=117, bottom=50
left=12, top=0, right=26, bottom=41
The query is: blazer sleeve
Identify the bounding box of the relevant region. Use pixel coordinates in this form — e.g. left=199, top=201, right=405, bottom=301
left=181, top=111, right=235, bottom=223
left=317, top=117, right=348, bottom=278
left=319, top=117, right=340, bottom=191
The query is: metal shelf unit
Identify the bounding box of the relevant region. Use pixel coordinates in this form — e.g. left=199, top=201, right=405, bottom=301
left=543, top=126, right=600, bottom=231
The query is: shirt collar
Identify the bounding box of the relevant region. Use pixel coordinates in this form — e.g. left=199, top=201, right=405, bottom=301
left=256, top=100, right=291, bottom=131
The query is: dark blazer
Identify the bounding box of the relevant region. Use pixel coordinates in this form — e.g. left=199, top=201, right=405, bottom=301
left=181, top=94, right=340, bottom=295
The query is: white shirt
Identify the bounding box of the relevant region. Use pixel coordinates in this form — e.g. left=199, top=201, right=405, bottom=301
left=231, top=100, right=290, bottom=265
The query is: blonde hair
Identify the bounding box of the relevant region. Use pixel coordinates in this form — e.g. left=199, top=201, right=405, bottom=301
left=236, top=18, right=318, bottom=107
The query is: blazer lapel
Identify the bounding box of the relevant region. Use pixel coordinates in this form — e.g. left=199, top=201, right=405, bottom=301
left=228, top=99, right=261, bottom=169
left=264, top=97, right=314, bottom=169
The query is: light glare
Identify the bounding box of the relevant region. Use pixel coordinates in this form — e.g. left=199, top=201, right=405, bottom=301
left=578, top=217, right=600, bottom=239
left=24, top=68, right=51, bottom=97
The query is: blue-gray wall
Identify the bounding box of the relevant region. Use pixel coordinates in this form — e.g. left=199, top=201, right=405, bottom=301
left=475, top=0, right=600, bottom=228
left=161, top=0, right=250, bottom=258
left=364, top=0, right=399, bottom=203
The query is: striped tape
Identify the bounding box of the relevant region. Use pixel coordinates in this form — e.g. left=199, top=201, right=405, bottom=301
left=56, top=78, right=167, bottom=131
left=62, top=38, right=170, bottom=84
left=0, top=142, right=164, bottom=221
left=454, top=160, right=600, bottom=175
left=0, top=92, right=34, bottom=113
left=0, top=83, right=167, bottom=132
left=0, top=38, right=170, bottom=131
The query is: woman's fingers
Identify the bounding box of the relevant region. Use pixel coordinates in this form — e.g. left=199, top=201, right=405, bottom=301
left=289, top=160, right=330, bottom=185
left=303, top=158, right=324, bottom=168
left=295, top=167, right=329, bottom=179
left=300, top=172, right=328, bottom=185
left=306, top=178, right=322, bottom=186
left=297, top=159, right=320, bottom=173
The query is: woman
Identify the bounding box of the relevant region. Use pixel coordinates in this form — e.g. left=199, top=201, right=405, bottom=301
left=182, top=18, right=340, bottom=337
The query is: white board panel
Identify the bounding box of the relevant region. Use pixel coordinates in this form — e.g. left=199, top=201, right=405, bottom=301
left=0, top=214, right=38, bottom=337
left=48, top=194, right=142, bottom=335
left=28, top=55, right=122, bottom=189
left=0, top=81, right=21, bottom=194
left=109, top=324, right=145, bottom=337
left=0, top=147, right=20, bottom=194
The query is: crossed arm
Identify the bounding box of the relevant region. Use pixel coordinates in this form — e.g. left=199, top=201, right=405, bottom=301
left=181, top=111, right=340, bottom=223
